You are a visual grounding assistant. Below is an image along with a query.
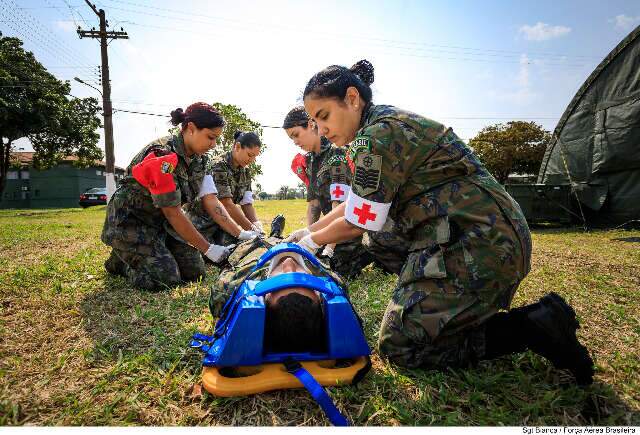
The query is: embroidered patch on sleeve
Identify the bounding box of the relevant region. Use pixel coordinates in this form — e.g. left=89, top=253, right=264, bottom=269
left=352, top=153, right=382, bottom=197
left=291, top=153, right=309, bottom=186
left=349, top=136, right=372, bottom=159
left=132, top=152, right=178, bottom=195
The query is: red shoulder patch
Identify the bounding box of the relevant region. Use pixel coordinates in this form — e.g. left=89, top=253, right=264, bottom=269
left=291, top=153, right=309, bottom=187
left=132, top=152, right=178, bottom=195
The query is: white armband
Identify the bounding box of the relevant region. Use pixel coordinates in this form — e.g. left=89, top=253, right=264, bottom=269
left=198, top=175, right=218, bottom=198
left=344, top=190, right=391, bottom=231
left=330, top=183, right=350, bottom=202
left=239, top=190, right=254, bottom=205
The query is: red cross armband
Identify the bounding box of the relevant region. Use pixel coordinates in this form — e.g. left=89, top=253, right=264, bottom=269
left=344, top=190, right=391, bottom=231
left=132, top=152, right=178, bottom=195
left=291, top=153, right=309, bottom=187
left=329, top=183, right=350, bottom=202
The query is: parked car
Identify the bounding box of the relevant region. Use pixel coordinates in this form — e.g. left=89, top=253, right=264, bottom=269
left=79, top=187, right=107, bottom=208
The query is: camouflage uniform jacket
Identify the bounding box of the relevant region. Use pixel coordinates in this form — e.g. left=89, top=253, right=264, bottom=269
left=101, top=133, right=208, bottom=255
left=306, top=137, right=351, bottom=215
left=186, top=151, right=253, bottom=220
left=346, top=104, right=532, bottom=303
left=209, top=237, right=346, bottom=317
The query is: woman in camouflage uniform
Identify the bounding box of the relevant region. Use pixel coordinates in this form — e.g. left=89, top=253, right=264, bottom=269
left=101, top=103, right=242, bottom=291
left=186, top=131, right=262, bottom=247
left=282, top=106, right=374, bottom=279
left=287, top=60, right=593, bottom=384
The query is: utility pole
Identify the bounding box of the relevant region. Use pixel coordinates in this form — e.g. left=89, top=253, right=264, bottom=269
left=77, top=1, right=128, bottom=202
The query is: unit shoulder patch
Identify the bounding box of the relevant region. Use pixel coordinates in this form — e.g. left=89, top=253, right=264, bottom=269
left=352, top=153, right=382, bottom=197
left=348, top=136, right=372, bottom=161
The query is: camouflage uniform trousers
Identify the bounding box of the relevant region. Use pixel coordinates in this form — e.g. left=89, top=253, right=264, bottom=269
left=377, top=213, right=529, bottom=369
left=187, top=213, right=239, bottom=250
left=329, top=235, right=376, bottom=280
left=105, top=233, right=205, bottom=291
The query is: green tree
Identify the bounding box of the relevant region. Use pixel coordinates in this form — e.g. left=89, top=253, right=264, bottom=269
left=296, top=182, right=307, bottom=199
left=0, top=34, right=102, bottom=197
left=469, top=121, right=551, bottom=184
left=278, top=185, right=289, bottom=200
left=211, top=102, right=264, bottom=179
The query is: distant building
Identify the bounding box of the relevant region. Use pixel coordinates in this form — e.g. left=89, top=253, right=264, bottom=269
left=1, top=152, right=126, bottom=209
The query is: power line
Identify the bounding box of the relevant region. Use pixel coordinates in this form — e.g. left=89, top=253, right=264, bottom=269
left=99, top=0, right=600, bottom=62
left=2, top=0, right=96, bottom=68
left=0, top=2, right=100, bottom=79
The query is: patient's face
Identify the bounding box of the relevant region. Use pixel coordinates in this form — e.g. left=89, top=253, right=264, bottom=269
left=266, top=256, right=320, bottom=305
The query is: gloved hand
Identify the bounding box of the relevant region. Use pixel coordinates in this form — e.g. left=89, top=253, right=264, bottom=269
left=204, top=244, right=231, bottom=263
left=283, top=227, right=310, bottom=243
left=238, top=229, right=259, bottom=241
left=321, top=245, right=335, bottom=258
left=297, top=233, right=321, bottom=254
left=251, top=220, right=265, bottom=234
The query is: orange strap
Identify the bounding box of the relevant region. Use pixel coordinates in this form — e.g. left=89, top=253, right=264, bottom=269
left=132, top=152, right=178, bottom=195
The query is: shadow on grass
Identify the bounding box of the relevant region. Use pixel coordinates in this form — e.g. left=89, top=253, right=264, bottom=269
left=612, top=237, right=640, bottom=243
left=79, top=273, right=210, bottom=374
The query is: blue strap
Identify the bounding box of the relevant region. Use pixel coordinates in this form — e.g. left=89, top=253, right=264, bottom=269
left=286, top=362, right=349, bottom=426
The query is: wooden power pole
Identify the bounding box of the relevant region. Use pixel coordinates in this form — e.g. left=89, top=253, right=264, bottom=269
left=77, top=1, right=128, bottom=201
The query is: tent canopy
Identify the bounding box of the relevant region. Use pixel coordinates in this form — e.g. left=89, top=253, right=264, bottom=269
left=537, top=25, right=640, bottom=226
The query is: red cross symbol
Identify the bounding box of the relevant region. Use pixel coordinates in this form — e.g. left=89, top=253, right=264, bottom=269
left=353, top=203, right=377, bottom=225
left=332, top=185, right=345, bottom=198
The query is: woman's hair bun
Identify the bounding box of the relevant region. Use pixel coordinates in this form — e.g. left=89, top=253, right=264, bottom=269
left=170, top=108, right=185, bottom=126
left=233, top=131, right=243, bottom=141
left=350, top=59, right=374, bottom=85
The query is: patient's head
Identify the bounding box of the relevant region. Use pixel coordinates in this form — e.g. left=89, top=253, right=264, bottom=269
left=264, top=256, right=325, bottom=352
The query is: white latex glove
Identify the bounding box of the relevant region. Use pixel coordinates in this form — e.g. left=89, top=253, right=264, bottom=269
left=297, top=234, right=321, bottom=254
left=321, top=245, right=335, bottom=258
left=251, top=221, right=265, bottom=234
left=204, top=244, right=231, bottom=263
left=238, top=229, right=259, bottom=241
left=283, top=227, right=310, bottom=243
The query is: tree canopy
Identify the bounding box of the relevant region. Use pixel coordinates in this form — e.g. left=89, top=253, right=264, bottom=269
left=469, top=121, right=550, bottom=184
left=211, top=102, right=264, bottom=179
left=0, top=34, right=103, bottom=196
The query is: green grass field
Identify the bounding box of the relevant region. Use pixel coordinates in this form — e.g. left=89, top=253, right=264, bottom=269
left=0, top=200, right=638, bottom=426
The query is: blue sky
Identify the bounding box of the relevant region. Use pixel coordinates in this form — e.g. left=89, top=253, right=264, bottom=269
left=4, top=0, right=640, bottom=193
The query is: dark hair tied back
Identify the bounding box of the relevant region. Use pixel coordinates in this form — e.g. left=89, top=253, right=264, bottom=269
left=170, top=108, right=185, bottom=126
left=303, top=59, right=374, bottom=104
left=169, top=102, right=225, bottom=131
left=350, top=59, right=374, bottom=86
left=282, top=106, right=310, bottom=129
left=234, top=130, right=261, bottom=149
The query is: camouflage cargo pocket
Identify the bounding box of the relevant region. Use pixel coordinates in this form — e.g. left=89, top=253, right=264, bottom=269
left=398, top=247, right=447, bottom=287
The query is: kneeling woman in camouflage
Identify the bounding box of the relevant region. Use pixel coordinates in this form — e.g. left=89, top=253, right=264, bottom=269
left=102, top=103, right=241, bottom=291
left=282, top=106, right=374, bottom=279
left=186, top=131, right=263, bottom=246
left=287, top=60, right=594, bottom=384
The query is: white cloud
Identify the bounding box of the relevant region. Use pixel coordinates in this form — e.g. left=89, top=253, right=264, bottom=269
left=488, top=54, right=537, bottom=105
left=519, top=22, right=572, bottom=41
left=611, top=14, right=640, bottom=31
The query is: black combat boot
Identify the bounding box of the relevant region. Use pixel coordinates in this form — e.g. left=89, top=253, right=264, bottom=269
left=483, top=292, right=594, bottom=385
left=270, top=214, right=286, bottom=238
left=104, top=250, right=127, bottom=277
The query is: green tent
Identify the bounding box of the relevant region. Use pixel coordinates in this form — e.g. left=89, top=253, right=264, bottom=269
left=537, top=24, right=640, bottom=227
